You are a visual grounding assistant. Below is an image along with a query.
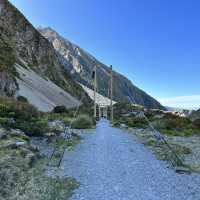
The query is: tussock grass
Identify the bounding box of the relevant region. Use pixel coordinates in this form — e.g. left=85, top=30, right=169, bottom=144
left=0, top=97, right=48, bottom=136
left=71, top=115, right=94, bottom=129
left=0, top=130, right=79, bottom=200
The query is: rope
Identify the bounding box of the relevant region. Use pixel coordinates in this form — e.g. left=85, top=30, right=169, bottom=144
left=126, top=89, right=184, bottom=167
left=48, top=67, right=96, bottom=167
left=140, top=112, right=183, bottom=167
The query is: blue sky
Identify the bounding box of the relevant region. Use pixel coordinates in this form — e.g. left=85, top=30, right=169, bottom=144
left=10, top=0, right=200, bottom=108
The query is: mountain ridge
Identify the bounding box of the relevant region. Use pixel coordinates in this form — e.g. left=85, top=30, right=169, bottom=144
left=0, top=0, right=165, bottom=111
left=38, top=27, right=165, bottom=110
left=0, top=0, right=89, bottom=110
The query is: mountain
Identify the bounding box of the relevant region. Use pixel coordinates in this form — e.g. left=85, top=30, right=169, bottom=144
left=0, top=0, right=89, bottom=111
left=38, top=27, right=165, bottom=110
left=0, top=0, right=164, bottom=111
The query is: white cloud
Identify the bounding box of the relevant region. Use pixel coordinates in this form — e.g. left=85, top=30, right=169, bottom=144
left=158, top=95, right=200, bottom=110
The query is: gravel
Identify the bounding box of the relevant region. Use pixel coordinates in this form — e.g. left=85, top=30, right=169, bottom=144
left=61, top=119, right=200, bottom=200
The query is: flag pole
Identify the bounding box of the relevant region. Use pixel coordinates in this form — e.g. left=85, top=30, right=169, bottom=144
left=94, top=65, right=97, bottom=118
left=110, top=65, right=113, bottom=122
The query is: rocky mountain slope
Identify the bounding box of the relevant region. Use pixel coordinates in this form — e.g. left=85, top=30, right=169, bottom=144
left=80, top=84, right=117, bottom=107
left=38, top=27, right=165, bottom=110
left=0, top=0, right=88, bottom=111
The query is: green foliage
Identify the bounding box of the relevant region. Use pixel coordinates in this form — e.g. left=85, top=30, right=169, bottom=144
left=0, top=38, right=16, bottom=75
left=53, top=105, right=68, bottom=114
left=0, top=131, right=78, bottom=200
left=193, top=119, right=200, bottom=129
left=114, top=104, right=200, bottom=136
left=0, top=117, right=12, bottom=128
left=63, top=117, right=72, bottom=126
left=78, top=104, right=94, bottom=116
left=0, top=97, right=40, bottom=120
left=114, top=103, right=143, bottom=119
left=13, top=119, right=48, bottom=136
left=152, top=113, right=200, bottom=136
left=126, top=117, right=148, bottom=128
left=0, top=97, right=48, bottom=136
left=17, top=95, right=28, bottom=103
left=71, top=115, right=94, bottom=129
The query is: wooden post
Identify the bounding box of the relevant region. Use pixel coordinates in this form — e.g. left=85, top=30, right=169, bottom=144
left=99, top=105, right=101, bottom=119
left=94, top=65, right=97, bottom=118
left=110, top=65, right=113, bottom=122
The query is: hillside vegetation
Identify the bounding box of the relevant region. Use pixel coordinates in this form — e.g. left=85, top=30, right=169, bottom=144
left=114, top=103, right=200, bottom=171
left=114, top=103, right=200, bottom=136
left=0, top=96, right=96, bottom=199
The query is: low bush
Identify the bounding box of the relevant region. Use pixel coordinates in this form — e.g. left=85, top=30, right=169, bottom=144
left=13, top=119, right=48, bottom=136
left=63, top=117, right=72, bottom=126
left=17, top=95, right=28, bottom=103
left=152, top=114, right=200, bottom=136
left=193, top=119, right=200, bottom=129
left=125, top=117, right=148, bottom=128
left=71, top=115, right=94, bottom=129
left=0, top=97, right=40, bottom=120
left=0, top=97, right=48, bottom=136
left=53, top=106, right=68, bottom=114
left=0, top=117, right=13, bottom=128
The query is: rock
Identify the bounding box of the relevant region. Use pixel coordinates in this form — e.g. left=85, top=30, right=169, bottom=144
left=48, top=120, right=65, bottom=132
left=0, top=72, right=18, bottom=96
left=153, top=114, right=165, bottom=119
left=15, top=141, right=26, bottom=146
left=1, top=141, right=17, bottom=149
left=10, top=129, right=25, bottom=136
left=0, top=128, right=7, bottom=139
left=120, top=124, right=128, bottom=129
left=10, top=129, right=29, bottom=141
left=45, top=132, right=56, bottom=137
left=0, top=0, right=85, bottom=109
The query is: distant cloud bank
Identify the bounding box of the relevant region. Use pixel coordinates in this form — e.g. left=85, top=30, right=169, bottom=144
left=158, top=95, right=200, bottom=110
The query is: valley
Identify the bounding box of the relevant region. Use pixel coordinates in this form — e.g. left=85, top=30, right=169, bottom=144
left=0, top=0, right=200, bottom=200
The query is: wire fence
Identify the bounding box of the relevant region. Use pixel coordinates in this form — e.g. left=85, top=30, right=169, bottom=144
left=48, top=68, right=95, bottom=167
left=48, top=65, right=187, bottom=171
left=125, top=89, right=186, bottom=169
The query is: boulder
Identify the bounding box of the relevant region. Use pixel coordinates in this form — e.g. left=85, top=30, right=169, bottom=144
left=0, top=128, right=7, bottom=139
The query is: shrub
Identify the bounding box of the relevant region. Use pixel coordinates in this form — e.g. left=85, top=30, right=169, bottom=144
left=0, top=117, right=13, bottom=128
left=126, top=117, right=148, bottom=128
left=71, top=115, right=93, bottom=129
left=53, top=106, right=68, bottom=114
left=13, top=119, right=48, bottom=136
left=17, top=95, right=28, bottom=103
left=193, top=119, right=200, bottom=129
left=156, top=114, right=193, bottom=130
left=63, top=117, right=72, bottom=126
left=0, top=97, right=46, bottom=136
left=0, top=97, right=40, bottom=120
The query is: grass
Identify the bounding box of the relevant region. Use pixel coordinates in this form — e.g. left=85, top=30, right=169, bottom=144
left=71, top=115, right=95, bottom=129
left=47, top=133, right=81, bottom=167
left=114, top=104, right=200, bottom=171
left=0, top=97, right=49, bottom=136
left=0, top=38, right=16, bottom=73
left=0, top=129, right=79, bottom=200
left=151, top=114, right=200, bottom=136
left=51, top=134, right=81, bottom=151
left=114, top=116, right=148, bottom=129
left=138, top=134, right=191, bottom=167
left=114, top=105, right=200, bottom=137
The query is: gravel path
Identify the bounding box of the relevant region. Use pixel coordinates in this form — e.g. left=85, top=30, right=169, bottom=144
left=61, top=119, right=200, bottom=200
